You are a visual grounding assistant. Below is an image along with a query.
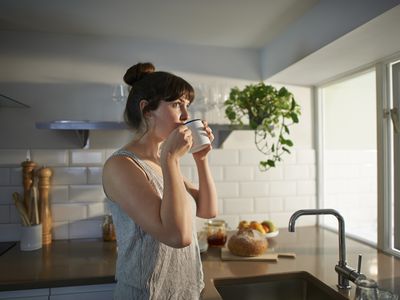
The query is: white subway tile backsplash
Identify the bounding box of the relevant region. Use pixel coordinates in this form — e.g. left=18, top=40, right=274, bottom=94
left=0, top=150, right=28, bottom=166
left=284, top=196, right=312, bottom=211
left=105, top=148, right=119, bottom=160
left=0, top=205, right=10, bottom=223
left=70, top=150, right=105, bottom=166
left=221, top=131, right=255, bottom=149
left=69, top=185, right=105, bottom=202
left=31, top=150, right=69, bottom=166
left=88, top=167, right=103, bottom=184
left=284, top=165, right=310, bottom=180
left=297, top=180, right=316, bottom=195
left=9, top=205, right=21, bottom=224
left=210, top=166, right=224, bottom=181
left=87, top=202, right=106, bottom=218
left=0, top=145, right=320, bottom=240
left=0, top=224, right=21, bottom=241
left=180, top=166, right=193, bottom=182
left=180, top=154, right=196, bottom=166
left=215, top=182, right=239, bottom=197
left=0, top=169, right=10, bottom=185
left=9, top=168, right=22, bottom=185
left=325, top=164, right=359, bottom=179
left=281, top=150, right=297, bottom=165
left=239, top=182, right=269, bottom=197
left=53, top=221, right=69, bottom=240
left=254, top=167, right=284, bottom=181
left=239, top=149, right=265, bottom=165
left=69, top=220, right=102, bottom=239
left=254, top=197, right=284, bottom=212
left=50, top=186, right=69, bottom=203
left=223, top=198, right=253, bottom=214
left=224, top=166, right=254, bottom=181
left=239, top=213, right=270, bottom=223
left=209, top=149, right=239, bottom=165
left=309, top=165, right=316, bottom=179
left=296, top=150, right=315, bottom=164
left=0, top=186, right=23, bottom=205
left=269, top=181, right=296, bottom=196
left=52, top=167, right=87, bottom=185
left=52, top=204, right=87, bottom=221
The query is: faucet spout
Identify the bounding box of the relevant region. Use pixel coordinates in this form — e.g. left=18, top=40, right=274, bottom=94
left=288, top=209, right=352, bottom=290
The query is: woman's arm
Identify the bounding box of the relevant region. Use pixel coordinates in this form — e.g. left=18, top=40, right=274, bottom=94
left=185, top=120, right=218, bottom=218
left=185, top=153, right=218, bottom=218
left=102, top=126, right=193, bottom=248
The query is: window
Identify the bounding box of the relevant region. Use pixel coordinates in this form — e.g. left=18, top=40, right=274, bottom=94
left=317, top=58, right=400, bottom=257
left=378, top=58, right=400, bottom=255
left=318, top=70, right=378, bottom=244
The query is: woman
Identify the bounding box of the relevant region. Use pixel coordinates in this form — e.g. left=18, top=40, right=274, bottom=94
left=102, top=62, right=218, bottom=299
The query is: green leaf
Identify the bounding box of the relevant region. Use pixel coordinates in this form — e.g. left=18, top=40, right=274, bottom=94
left=282, top=147, right=291, bottom=154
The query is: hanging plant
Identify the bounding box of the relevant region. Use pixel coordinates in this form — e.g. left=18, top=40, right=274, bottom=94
left=224, top=82, right=301, bottom=171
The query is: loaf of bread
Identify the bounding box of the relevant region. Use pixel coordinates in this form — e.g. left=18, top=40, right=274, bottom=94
left=227, top=229, right=268, bottom=257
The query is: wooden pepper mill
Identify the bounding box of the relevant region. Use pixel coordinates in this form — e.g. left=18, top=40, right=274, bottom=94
left=38, top=167, right=53, bottom=245
left=21, top=159, right=37, bottom=217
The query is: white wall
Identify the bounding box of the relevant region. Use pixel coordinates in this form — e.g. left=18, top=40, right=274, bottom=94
left=0, top=83, right=315, bottom=241
left=0, top=31, right=259, bottom=149
left=260, top=0, right=400, bottom=80
left=0, top=26, right=315, bottom=241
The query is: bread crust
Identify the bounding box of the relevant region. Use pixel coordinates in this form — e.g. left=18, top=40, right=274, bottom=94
left=227, top=229, right=268, bottom=257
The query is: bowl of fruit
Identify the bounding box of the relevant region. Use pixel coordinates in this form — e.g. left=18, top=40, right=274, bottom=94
left=238, top=220, right=279, bottom=238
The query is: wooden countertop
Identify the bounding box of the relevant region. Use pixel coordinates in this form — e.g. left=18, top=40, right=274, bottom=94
left=0, top=239, right=117, bottom=291
left=0, top=226, right=399, bottom=299
left=201, top=226, right=400, bottom=299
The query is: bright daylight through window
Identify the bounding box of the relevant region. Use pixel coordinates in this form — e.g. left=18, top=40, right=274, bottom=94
left=320, top=70, right=378, bottom=244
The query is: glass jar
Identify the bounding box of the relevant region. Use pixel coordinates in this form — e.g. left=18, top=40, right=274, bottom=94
left=102, top=214, right=116, bottom=242
left=354, top=278, right=379, bottom=300
left=205, top=219, right=227, bottom=247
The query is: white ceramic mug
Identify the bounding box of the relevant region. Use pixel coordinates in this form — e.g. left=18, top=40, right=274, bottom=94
left=185, top=119, right=211, bottom=153
left=20, top=224, right=42, bottom=251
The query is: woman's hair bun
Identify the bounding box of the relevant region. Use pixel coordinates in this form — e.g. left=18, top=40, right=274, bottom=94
left=123, top=62, right=155, bottom=86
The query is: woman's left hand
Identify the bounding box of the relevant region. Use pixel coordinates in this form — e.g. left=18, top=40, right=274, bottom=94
left=192, top=121, right=214, bottom=160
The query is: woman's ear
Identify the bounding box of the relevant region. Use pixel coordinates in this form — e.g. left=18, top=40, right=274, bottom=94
left=139, top=99, right=150, bottom=116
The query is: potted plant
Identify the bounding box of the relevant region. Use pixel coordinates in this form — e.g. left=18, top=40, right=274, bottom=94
left=224, top=82, right=301, bottom=171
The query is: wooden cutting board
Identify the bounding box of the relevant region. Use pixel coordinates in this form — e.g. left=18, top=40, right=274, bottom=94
left=221, top=248, right=278, bottom=261
left=220, top=248, right=296, bottom=261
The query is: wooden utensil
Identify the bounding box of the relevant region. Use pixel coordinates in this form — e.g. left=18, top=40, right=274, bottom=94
left=38, top=167, right=52, bottom=245
left=12, top=192, right=30, bottom=226
left=21, top=159, right=36, bottom=218
left=30, top=186, right=40, bottom=225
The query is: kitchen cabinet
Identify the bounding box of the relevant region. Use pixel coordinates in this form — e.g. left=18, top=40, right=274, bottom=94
left=0, top=288, right=49, bottom=300
left=49, top=283, right=115, bottom=300
left=0, top=283, right=116, bottom=300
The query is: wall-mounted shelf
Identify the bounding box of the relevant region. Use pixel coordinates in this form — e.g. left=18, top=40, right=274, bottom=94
left=0, top=93, right=30, bottom=108
left=36, top=120, right=250, bottom=148
left=36, top=121, right=128, bottom=148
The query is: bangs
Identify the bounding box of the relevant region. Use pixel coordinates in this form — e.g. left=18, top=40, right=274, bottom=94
left=161, top=72, right=195, bottom=103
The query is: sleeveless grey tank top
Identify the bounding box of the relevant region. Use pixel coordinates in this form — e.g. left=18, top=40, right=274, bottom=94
left=105, top=149, right=204, bottom=299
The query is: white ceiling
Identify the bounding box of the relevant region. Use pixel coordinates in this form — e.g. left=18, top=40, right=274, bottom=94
left=269, top=4, right=400, bottom=86
left=0, top=0, right=318, bottom=49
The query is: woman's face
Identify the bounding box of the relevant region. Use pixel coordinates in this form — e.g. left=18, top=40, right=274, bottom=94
left=149, top=98, right=191, bottom=140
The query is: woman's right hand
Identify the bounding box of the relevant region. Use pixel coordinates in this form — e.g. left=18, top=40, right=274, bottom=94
left=161, top=125, right=193, bottom=159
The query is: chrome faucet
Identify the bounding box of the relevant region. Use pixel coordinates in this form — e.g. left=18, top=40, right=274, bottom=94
left=288, top=209, right=364, bottom=290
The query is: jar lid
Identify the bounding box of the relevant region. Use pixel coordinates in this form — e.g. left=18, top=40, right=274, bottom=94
left=205, top=219, right=227, bottom=226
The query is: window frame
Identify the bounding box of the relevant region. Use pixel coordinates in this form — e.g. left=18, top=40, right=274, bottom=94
left=315, top=55, right=400, bottom=257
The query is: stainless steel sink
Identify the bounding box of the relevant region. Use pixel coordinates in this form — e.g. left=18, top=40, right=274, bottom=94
left=214, top=271, right=348, bottom=300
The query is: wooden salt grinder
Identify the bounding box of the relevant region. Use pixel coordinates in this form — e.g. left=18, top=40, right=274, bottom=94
left=38, top=167, right=53, bottom=245
left=21, top=159, right=37, bottom=217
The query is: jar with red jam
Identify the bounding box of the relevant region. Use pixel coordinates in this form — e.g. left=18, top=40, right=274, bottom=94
left=205, top=219, right=227, bottom=247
